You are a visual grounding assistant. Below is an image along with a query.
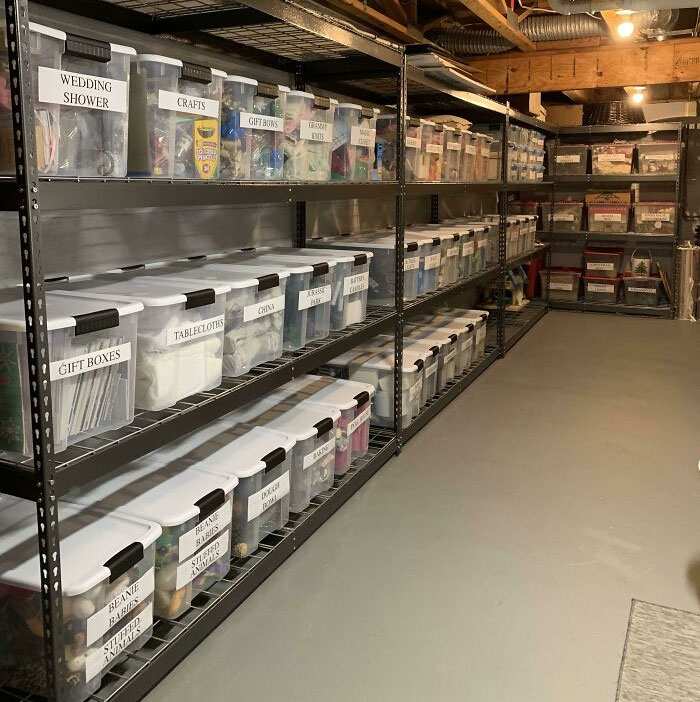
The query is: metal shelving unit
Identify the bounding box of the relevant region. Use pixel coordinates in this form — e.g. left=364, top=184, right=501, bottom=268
left=549, top=300, right=673, bottom=318
left=1, top=1, right=554, bottom=701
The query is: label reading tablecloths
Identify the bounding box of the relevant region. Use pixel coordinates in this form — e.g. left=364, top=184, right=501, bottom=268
left=158, top=90, right=219, bottom=117
left=248, top=472, right=290, bottom=521
left=243, top=294, right=285, bottom=322
left=175, top=531, right=229, bottom=589
left=50, top=342, right=131, bottom=380
left=38, top=67, right=127, bottom=112
left=166, top=315, right=225, bottom=346
left=298, top=285, right=332, bottom=310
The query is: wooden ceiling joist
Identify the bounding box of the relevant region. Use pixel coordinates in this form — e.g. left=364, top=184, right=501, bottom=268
left=466, top=36, right=700, bottom=93
left=454, top=0, right=536, bottom=51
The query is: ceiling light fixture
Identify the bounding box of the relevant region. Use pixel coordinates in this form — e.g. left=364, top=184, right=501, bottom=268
left=617, top=20, right=635, bottom=37
left=629, top=86, right=646, bottom=104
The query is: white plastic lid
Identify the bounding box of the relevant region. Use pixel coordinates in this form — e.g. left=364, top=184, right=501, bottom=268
left=28, top=21, right=66, bottom=41
left=0, top=291, right=142, bottom=333
left=72, top=457, right=238, bottom=528
left=288, top=90, right=314, bottom=99
left=210, top=68, right=227, bottom=78
left=279, top=375, right=375, bottom=411
left=144, top=261, right=289, bottom=289
left=110, top=42, right=136, bottom=56
left=442, top=308, right=490, bottom=323
left=135, top=54, right=183, bottom=67
left=377, top=113, right=397, bottom=121
left=421, top=120, right=436, bottom=126
left=443, top=125, right=456, bottom=132
left=0, top=497, right=161, bottom=596
left=278, top=85, right=291, bottom=92
left=424, top=316, right=475, bottom=333
left=317, top=235, right=412, bottom=252
left=218, top=252, right=315, bottom=275
left=336, top=103, right=362, bottom=110
left=406, top=326, right=458, bottom=347
left=329, top=346, right=423, bottom=374
left=407, top=229, right=454, bottom=242
left=225, top=74, right=258, bottom=86
left=246, top=252, right=337, bottom=271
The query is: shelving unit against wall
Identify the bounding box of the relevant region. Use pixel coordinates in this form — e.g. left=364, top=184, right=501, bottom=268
left=0, top=1, right=553, bottom=701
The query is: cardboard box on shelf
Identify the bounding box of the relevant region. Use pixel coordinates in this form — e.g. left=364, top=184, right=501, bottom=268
left=544, top=104, right=583, bottom=127
left=510, top=92, right=542, bottom=117
left=585, top=190, right=632, bottom=205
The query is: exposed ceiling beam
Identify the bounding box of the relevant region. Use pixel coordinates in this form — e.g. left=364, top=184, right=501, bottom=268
left=321, top=0, right=418, bottom=41
left=466, top=37, right=700, bottom=93
left=453, top=0, right=536, bottom=51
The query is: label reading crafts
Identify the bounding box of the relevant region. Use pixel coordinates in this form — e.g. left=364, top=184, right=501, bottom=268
left=50, top=342, right=131, bottom=381
left=158, top=90, right=219, bottom=118
left=300, top=120, right=332, bottom=142
left=166, top=315, right=224, bottom=346
left=38, top=67, right=127, bottom=112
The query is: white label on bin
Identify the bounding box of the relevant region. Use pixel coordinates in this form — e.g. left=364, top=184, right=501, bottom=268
left=347, top=405, right=372, bottom=436
left=597, top=152, right=627, bottom=162
left=556, top=154, right=580, bottom=163
left=477, top=239, right=487, bottom=249
left=447, top=246, right=459, bottom=258
left=587, top=261, right=614, bottom=271
left=588, top=283, right=614, bottom=293
left=408, top=380, right=421, bottom=403
left=406, top=136, right=420, bottom=149
left=593, top=212, right=623, bottom=222
left=645, top=153, right=674, bottom=161
left=404, top=256, right=420, bottom=271
left=464, top=144, right=476, bottom=155
left=443, top=349, right=456, bottom=364
left=38, top=67, right=128, bottom=113
left=165, top=315, right=225, bottom=346
left=424, top=362, right=437, bottom=379
left=462, top=241, right=475, bottom=256
left=446, top=141, right=461, bottom=151
left=85, top=604, right=154, bottom=682
left=243, top=294, right=285, bottom=322
left=300, top=120, right=332, bottom=142
left=175, top=531, right=229, bottom=589
left=303, top=437, right=336, bottom=469
left=549, top=282, right=573, bottom=291
left=298, top=284, right=331, bottom=310
left=424, top=253, right=441, bottom=270
left=641, top=212, right=671, bottom=222
left=553, top=213, right=575, bottom=222
left=425, top=143, right=442, bottom=154
left=239, top=112, right=283, bottom=132
left=343, top=271, right=369, bottom=296
left=350, top=125, right=376, bottom=148
left=628, top=286, right=656, bottom=294
left=49, top=342, right=131, bottom=381
left=86, top=569, right=155, bottom=646
left=158, top=90, right=219, bottom=118
left=179, top=501, right=233, bottom=562
left=248, top=472, right=290, bottom=522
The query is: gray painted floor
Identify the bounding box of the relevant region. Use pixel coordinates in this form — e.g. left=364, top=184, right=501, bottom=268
left=145, top=311, right=700, bottom=702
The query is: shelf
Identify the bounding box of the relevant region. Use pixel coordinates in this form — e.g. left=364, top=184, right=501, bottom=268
left=503, top=299, right=548, bottom=351
left=558, top=123, right=681, bottom=135
left=549, top=300, right=673, bottom=318
left=505, top=243, right=551, bottom=270
left=47, top=429, right=396, bottom=702
left=405, top=181, right=552, bottom=195
left=0, top=307, right=396, bottom=500
left=405, top=266, right=500, bottom=315
left=505, top=181, right=553, bottom=191
left=0, top=178, right=401, bottom=211
left=540, top=231, right=675, bottom=245
left=551, top=175, right=677, bottom=184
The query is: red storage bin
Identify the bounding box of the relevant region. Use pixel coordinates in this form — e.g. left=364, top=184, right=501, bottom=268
left=583, top=247, right=623, bottom=279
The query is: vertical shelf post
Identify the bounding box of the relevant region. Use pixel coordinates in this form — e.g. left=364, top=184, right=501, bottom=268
left=497, top=111, right=509, bottom=356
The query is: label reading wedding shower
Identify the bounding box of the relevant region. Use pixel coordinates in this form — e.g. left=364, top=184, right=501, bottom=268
left=248, top=472, right=289, bottom=522
left=178, top=501, right=233, bottom=561
left=239, top=112, right=283, bottom=132
left=298, top=285, right=331, bottom=310
left=50, top=342, right=131, bottom=381
left=166, top=315, right=225, bottom=346
left=243, top=294, right=285, bottom=322
left=175, top=531, right=229, bottom=589
left=350, top=126, right=376, bottom=149
left=347, top=406, right=371, bottom=436
left=300, top=120, right=332, bottom=142
left=343, top=271, right=369, bottom=296
left=303, top=437, right=335, bottom=469
left=38, top=67, right=127, bottom=112
left=158, top=90, right=219, bottom=118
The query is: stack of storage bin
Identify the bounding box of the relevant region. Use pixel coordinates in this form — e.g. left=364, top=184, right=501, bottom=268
left=332, top=103, right=378, bottom=181
left=539, top=267, right=582, bottom=301
left=583, top=248, right=623, bottom=302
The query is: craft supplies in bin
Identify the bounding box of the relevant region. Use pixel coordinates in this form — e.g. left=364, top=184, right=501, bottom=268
left=583, top=247, right=623, bottom=278
left=623, top=276, right=662, bottom=306
left=539, top=268, right=581, bottom=302
left=404, top=232, right=441, bottom=295
left=587, top=204, right=630, bottom=233
left=0, top=497, right=160, bottom=702
left=409, top=228, right=459, bottom=287
left=411, top=316, right=473, bottom=376
left=637, top=141, right=678, bottom=175
left=406, top=326, right=458, bottom=391
left=375, top=113, right=397, bottom=180
left=218, top=74, right=258, bottom=179
left=0, top=292, right=141, bottom=457
left=591, top=143, right=634, bottom=175
left=418, top=121, right=443, bottom=181
left=442, top=125, right=462, bottom=182
left=247, top=82, right=287, bottom=180
left=71, top=457, right=237, bottom=621
left=278, top=375, right=375, bottom=474
left=436, top=308, right=489, bottom=358
left=541, top=201, right=583, bottom=232
left=405, top=117, right=422, bottom=181
left=633, top=202, right=675, bottom=235
left=547, top=144, right=587, bottom=176
left=461, top=130, right=476, bottom=181
left=284, top=91, right=336, bottom=181
left=331, top=103, right=378, bottom=181
left=583, top=275, right=621, bottom=303
left=473, top=133, right=491, bottom=181
left=55, top=276, right=228, bottom=411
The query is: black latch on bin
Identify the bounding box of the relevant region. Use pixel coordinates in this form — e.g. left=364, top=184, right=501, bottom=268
left=184, top=288, right=216, bottom=309
left=195, top=488, right=226, bottom=521
left=414, top=358, right=424, bottom=371
left=431, top=237, right=440, bottom=246
left=104, top=542, right=144, bottom=583
left=257, top=273, right=280, bottom=291
left=313, top=95, right=331, bottom=110
left=181, top=61, right=213, bottom=84
left=65, top=33, right=111, bottom=62
left=74, top=308, right=120, bottom=336
left=361, top=107, right=375, bottom=119
left=408, top=118, right=421, bottom=128
left=429, top=345, right=439, bottom=356
left=256, top=81, right=279, bottom=99
left=262, top=447, right=286, bottom=472
left=466, top=323, right=474, bottom=332
left=312, top=262, right=329, bottom=277
left=313, top=417, right=334, bottom=436
left=449, top=334, right=457, bottom=343
left=407, top=242, right=418, bottom=252
left=353, top=253, right=368, bottom=266
left=353, top=390, right=370, bottom=406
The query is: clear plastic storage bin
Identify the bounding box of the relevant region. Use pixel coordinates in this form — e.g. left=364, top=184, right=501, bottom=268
left=249, top=82, right=287, bottom=180
left=591, top=143, right=634, bottom=175
left=331, top=103, right=378, bottom=181
left=437, top=308, right=489, bottom=358
left=279, top=375, right=375, bottom=474
left=623, top=276, right=662, bottom=306
left=539, top=268, right=581, bottom=301
left=219, top=74, right=258, bottom=180
left=473, top=133, right=491, bottom=181
left=405, top=117, right=423, bottom=181
left=637, top=141, right=678, bottom=175
left=405, top=327, right=458, bottom=391
left=411, top=317, right=473, bottom=376
left=547, top=144, right=587, bottom=176
left=633, top=202, right=675, bottom=235
left=71, top=458, right=237, bottom=621
left=284, top=91, right=335, bottom=181
left=0, top=292, right=141, bottom=457
left=461, top=130, right=476, bottom=181
left=375, top=113, right=397, bottom=181
left=442, top=125, right=463, bottom=182
left=541, top=201, right=584, bottom=232
left=409, top=228, right=459, bottom=287
left=588, top=204, right=630, bottom=233
left=404, top=232, right=441, bottom=295
left=583, top=275, right=621, bottom=303
left=381, top=338, right=437, bottom=407
left=0, top=497, right=159, bottom=702
left=583, top=247, right=623, bottom=278
left=57, top=276, right=228, bottom=411
left=418, top=121, right=443, bottom=182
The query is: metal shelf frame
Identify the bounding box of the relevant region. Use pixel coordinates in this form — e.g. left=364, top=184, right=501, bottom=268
left=549, top=300, right=673, bottom=318
left=1, top=1, right=555, bottom=701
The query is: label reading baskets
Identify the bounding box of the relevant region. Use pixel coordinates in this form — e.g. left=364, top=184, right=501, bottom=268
left=446, top=141, right=461, bottom=151
left=347, top=406, right=371, bottom=435
left=462, top=241, right=475, bottom=256
left=424, top=253, right=441, bottom=270
left=405, top=136, right=420, bottom=149
left=553, top=213, right=575, bottom=222
left=179, top=500, right=233, bottom=561
left=587, top=261, right=614, bottom=271
left=588, top=283, right=614, bottom=293
left=597, top=152, right=628, bottom=162
left=641, top=212, right=671, bottom=222
left=350, top=126, right=376, bottom=149
left=303, top=437, right=335, bottom=469
left=38, top=67, right=127, bottom=113
left=425, top=143, right=442, bottom=154
left=175, top=531, right=229, bottom=589
left=628, top=286, right=656, bottom=294
left=343, top=271, right=369, bottom=296
left=50, top=342, right=131, bottom=381
left=298, top=285, right=331, bottom=310
left=239, top=112, right=283, bottom=132
left=404, top=256, right=420, bottom=271
left=166, top=315, right=224, bottom=346
left=85, top=604, right=153, bottom=682
left=158, top=90, right=219, bottom=118
left=549, top=282, right=573, bottom=291
left=556, top=154, right=580, bottom=163
left=300, top=120, right=332, bottom=142
left=248, top=472, right=289, bottom=521
left=86, top=569, right=155, bottom=646
left=243, top=294, right=285, bottom=322
left=447, top=246, right=459, bottom=258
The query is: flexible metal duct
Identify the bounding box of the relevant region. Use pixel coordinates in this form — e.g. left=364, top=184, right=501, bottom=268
left=550, top=0, right=697, bottom=14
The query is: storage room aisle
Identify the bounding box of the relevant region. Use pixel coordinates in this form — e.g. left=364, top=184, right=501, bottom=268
left=145, top=312, right=700, bottom=702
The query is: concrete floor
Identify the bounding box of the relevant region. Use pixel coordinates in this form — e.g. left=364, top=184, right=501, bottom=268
left=145, top=311, right=700, bottom=702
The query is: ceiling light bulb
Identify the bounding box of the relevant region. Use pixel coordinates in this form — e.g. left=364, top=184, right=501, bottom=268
left=631, top=91, right=645, bottom=104
left=617, top=20, right=635, bottom=37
